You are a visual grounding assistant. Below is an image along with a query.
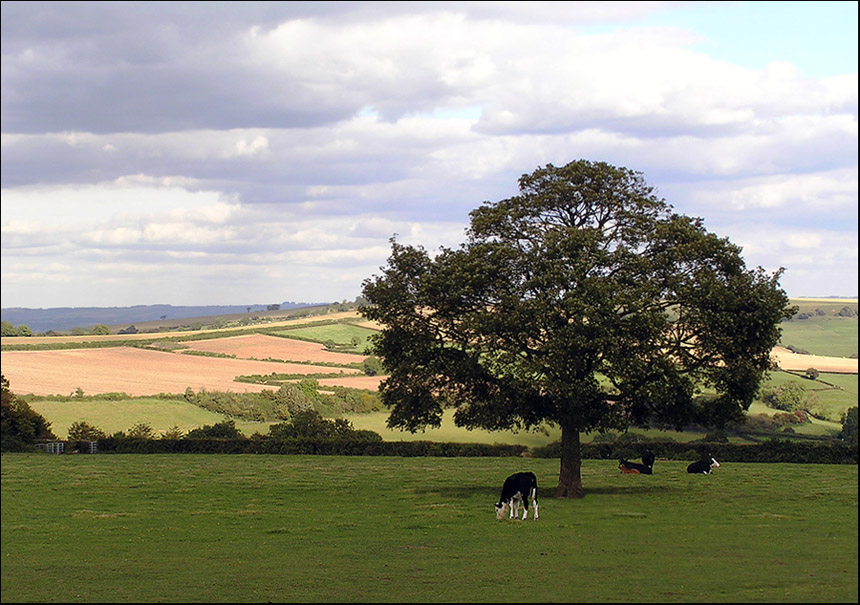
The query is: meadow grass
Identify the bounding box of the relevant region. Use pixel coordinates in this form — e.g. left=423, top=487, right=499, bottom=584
left=759, top=372, right=858, bottom=423
left=779, top=316, right=858, bottom=358
left=26, top=398, right=271, bottom=440
left=2, top=454, right=856, bottom=603
left=273, top=324, right=377, bottom=350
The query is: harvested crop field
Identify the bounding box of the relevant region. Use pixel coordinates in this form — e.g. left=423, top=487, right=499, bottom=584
left=179, top=333, right=368, bottom=365
left=0, top=347, right=363, bottom=397
left=771, top=346, right=858, bottom=374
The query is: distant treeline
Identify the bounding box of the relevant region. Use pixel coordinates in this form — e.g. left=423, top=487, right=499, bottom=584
left=0, top=302, right=325, bottom=333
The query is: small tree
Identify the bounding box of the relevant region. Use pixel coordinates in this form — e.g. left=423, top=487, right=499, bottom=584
left=67, top=420, right=107, bottom=441
left=362, top=355, right=383, bottom=376
left=761, top=382, right=813, bottom=412
left=270, top=409, right=338, bottom=439
left=126, top=422, right=156, bottom=439
left=275, top=383, right=313, bottom=418
left=185, top=419, right=243, bottom=439
left=804, top=368, right=820, bottom=380
left=839, top=406, right=858, bottom=447
left=163, top=425, right=184, bottom=439
left=2, top=375, right=56, bottom=450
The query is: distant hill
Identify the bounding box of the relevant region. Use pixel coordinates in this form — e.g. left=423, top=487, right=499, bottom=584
left=1, top=302, right=327, bottom=333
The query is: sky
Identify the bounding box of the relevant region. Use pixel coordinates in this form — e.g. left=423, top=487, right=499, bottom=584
left=1, top=1, right=857, bottom=309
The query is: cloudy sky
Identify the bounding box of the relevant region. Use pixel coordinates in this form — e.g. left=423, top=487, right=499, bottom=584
left=2, top=1, right=857, bottom=309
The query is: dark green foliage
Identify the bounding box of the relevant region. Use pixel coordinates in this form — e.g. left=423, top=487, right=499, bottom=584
left=761, top=381, right=815, bottom=412
left=1, top=321, right=32, bottom=336
left=92, top=436, right=524, bottom=456
left=362, top=354, right=383, bottom=376
left=1, top=374, right=56, bottom=450
left=183, top=381, right=381, bottom=421
left=269, top=409, right=356, bottom=439
left=532, top=438, right=857, bottom=464
left=361, top=160, right=795, bottom=497
left=67, top=420, right=107, bottom=441
left=840, top=406, right=858, bottom=446
left=184, top=419, right=244, bottom=439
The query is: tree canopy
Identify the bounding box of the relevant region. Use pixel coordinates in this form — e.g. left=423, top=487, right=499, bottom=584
left=360, top=160, right=795, bottom=497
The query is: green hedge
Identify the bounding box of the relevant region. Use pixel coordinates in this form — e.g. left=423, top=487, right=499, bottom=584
left=95, top=437, right=528, bottom=457
left=59, top=437, right=859, bottom=463
left=532, top=439, right=858, bottom=464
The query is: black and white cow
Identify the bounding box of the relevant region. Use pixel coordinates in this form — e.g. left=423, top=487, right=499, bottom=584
left=494, top=472, right=539, bottom=521
left=618, top=449, right=655, bottom=475
left=687, top=456, right=720, bottom=474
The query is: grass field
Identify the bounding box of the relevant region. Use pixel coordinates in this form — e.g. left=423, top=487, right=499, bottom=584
left=25, top=397, right=273, bottom=439
left=778, top=299, right=858, bottom=358
left=762, top=371, right=858, bottom=423
left=273, top=323, right=378, bottom=351
left=1, top=454, right=856, bottom=603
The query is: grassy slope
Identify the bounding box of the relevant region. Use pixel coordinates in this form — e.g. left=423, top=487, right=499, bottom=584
left=27, top=398, right=271, bottom=440
left=778, top=299, right=858, bottom=358
left=2, top=454, right=856, bottom=603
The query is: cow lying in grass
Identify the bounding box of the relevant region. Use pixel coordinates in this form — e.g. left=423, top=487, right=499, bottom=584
left=495, top=472, right=539, bottom=521
left=687, top=456, right=720, bottom=474
left=618, top=449, right=655, bottom=475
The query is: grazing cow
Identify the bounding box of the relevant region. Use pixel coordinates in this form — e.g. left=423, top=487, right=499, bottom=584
left=494, top=472, right=539, bottom=521
left=687, top=456, right=720, bottom=474
left=618, top=449, right=655, bottom=475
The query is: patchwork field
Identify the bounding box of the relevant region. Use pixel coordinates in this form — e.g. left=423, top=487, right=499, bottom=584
left=178, top=333, right=369, bottom=365
left=0, top=346, right=364, bottom=397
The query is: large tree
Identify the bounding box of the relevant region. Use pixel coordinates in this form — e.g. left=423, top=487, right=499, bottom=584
left=360, top=160, right=794, bottom=497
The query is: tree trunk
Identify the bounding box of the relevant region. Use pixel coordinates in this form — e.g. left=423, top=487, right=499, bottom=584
left=555, top=423, right=584, bottom=498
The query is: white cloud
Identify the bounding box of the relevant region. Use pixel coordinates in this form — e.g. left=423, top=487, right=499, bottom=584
left=725, top=169, right=858, bottom=211
left=234, top=135, right=270, bottom=157
left=1, top=2, right=856, bottom=307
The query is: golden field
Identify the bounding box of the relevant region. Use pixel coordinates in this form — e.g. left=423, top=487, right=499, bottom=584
left=0, top=333, right=376, bottom=397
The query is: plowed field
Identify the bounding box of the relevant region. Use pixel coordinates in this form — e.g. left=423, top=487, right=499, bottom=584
left=770, top=346, right=858, bottom=374
left=0, top=346, right=364, bottom=397
left=178, top=333, right=367, bottom=365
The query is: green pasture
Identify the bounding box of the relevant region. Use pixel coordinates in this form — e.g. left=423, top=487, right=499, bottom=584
left=26, top=398, right=790, bottom=446
left=274, top=323, right=378, bottom=351
left=760, top=371, right=858, bottom=423
left=26, top=378, right=853, bottom=443
left=2, top=454, right=856, bottom=603
left=778, top=303, right=857, bottom=358
left=26, top=397, right=271, bottom=440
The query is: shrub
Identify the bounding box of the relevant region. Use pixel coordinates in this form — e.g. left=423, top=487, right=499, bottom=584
left=840, top=407, right=858, bottom=447
left=185, top=419, right=244, bottom=440
left=126, top=422, right=156, bottom=439
left=760, top=382, right=814, bottom=412
left=67, top=421, right=107, bottom=441
left=1, top=376, right=56, bottom=451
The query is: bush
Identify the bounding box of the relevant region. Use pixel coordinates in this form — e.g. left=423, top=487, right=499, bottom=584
left=531, top=439, right=856, bottom=464
left=185, top=419, right=244, bottom=439
left=840, top=407, right=858, bottom=447
left=67, top=421, right=107, bottom=441
left=269, top=410, right=373, bottom=440
left=760, top=382, right=815, bottom=412
left=1, top=375, right=56, bottom=451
